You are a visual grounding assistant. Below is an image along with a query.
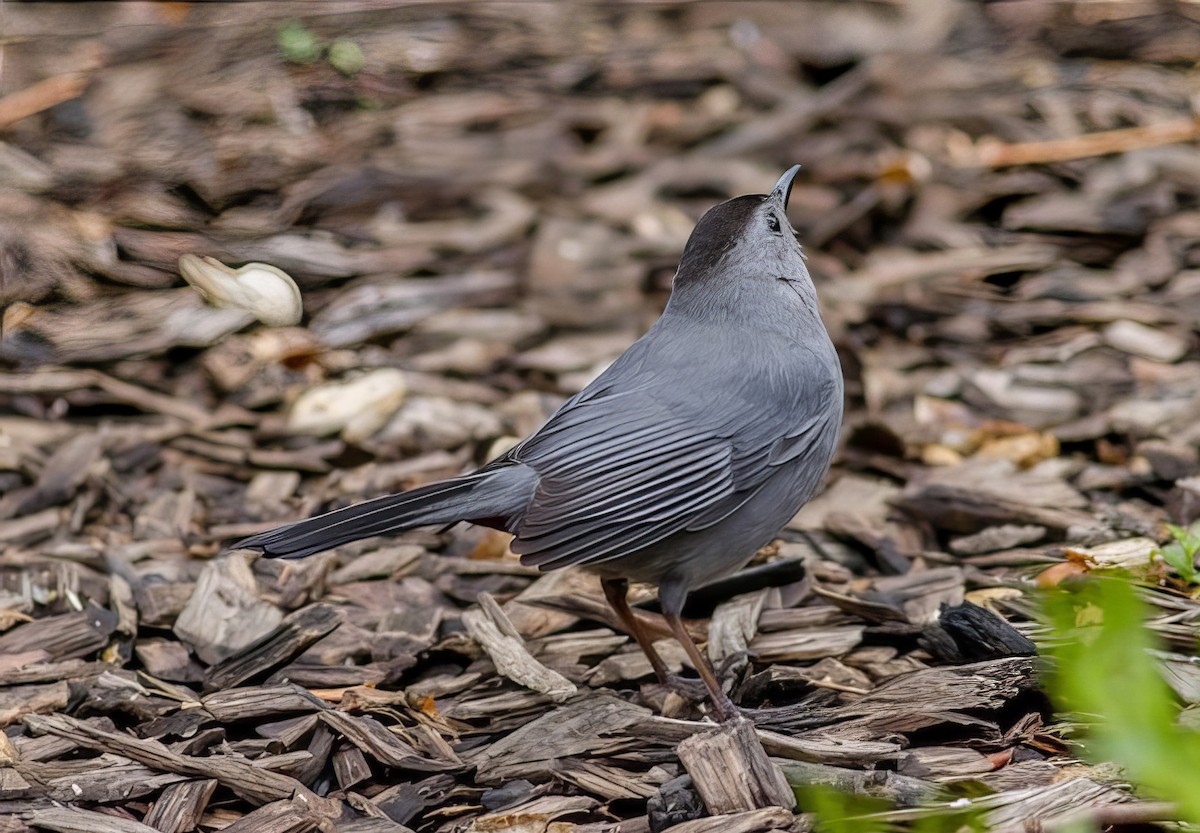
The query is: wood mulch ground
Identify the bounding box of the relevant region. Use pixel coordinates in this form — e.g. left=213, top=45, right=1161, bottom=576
left=3, top=2, right=1200, bottom=831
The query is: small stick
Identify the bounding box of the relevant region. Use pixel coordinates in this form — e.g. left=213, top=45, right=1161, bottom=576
left=0, top=73, right=89, bottom=130
left=970, top=118, right=1200, bottom=168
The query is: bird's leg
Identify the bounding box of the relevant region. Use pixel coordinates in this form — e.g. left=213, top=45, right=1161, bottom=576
left=601, top=577, right=672, bottom=685
left=660, top=582, right=740, bottom=723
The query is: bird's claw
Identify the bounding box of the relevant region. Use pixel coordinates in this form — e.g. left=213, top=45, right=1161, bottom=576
left=652, top=674, right=745, bottom=722
left=662, top=673, right=711, bottom=702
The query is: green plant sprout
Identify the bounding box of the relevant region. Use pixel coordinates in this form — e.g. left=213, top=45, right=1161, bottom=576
left=1042, top=575, right=1200, bottom=824
left=277, top=20, right=322, bottom=64
left=799, top=784, right=890, bottom=833
left=328, top=39, right=365, bottom=76
left=277, top=21, right=364, bottom=76
left=796, top=783, right=987, bottom=833
left=1158, top=522, right=1200, bottom=585
left=798, top=573, right=1200, bottom=832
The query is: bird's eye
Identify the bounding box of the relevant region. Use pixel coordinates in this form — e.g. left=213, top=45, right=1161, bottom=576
left=766, top=215, right=781, bottom=233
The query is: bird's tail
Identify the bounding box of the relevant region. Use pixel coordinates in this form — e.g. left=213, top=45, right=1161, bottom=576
left=234, top=474, right=495, bottom=559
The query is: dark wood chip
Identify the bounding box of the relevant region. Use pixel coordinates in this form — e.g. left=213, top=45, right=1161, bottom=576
left=0, top=604, right=117, bottom=662
left=203, top=604, right=342, bottom=690
left=142, top=779, right=218, bottom=833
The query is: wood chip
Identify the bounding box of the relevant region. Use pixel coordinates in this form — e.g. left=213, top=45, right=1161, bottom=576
left=669, top=807, right=799, bottom=833
left=778, top=760, right=938, bottom=806
left=749, top=626, right=864, bottom=663
left=0, top=681, right=69, bottom=727
left=204, top=603, right=341, bottom=690
left=26, top=806, right=163, bottom=833
left=143, top=779, right=218, bottom=833
left=22, top=713, right=325, bottom=808
left=173, top=553, right=283, bottom=665
left=473, top=696, right=649, bottom=783
left=317, top=711, right=460, bottom=773
left=219, top=797, right=321, bottom=833
left=462, top=592, right=577, bottom=702
left=677, top=716, right=795, bottom=813
left=1103, top=319, right=1190, bottom=363
left=708, top=589, right=769, bottom=667
left=200, top=685, right=323, bottom=722
left=0, top=604, right=117, bottom=662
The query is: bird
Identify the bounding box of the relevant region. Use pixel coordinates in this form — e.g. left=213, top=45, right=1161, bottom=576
left=236, top=166, right=844, bottom=721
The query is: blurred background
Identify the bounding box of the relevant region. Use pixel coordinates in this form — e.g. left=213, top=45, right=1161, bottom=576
left=5, top=0, right=1200, bottom=541
left=4, top=2, right=1200, bottom=461
left=4, top=1, right=1200, bottom=830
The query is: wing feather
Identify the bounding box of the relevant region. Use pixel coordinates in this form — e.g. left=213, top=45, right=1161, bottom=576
left=497, top=332, right=841, bottom=571
left=518, top=442, right=731, bottom=541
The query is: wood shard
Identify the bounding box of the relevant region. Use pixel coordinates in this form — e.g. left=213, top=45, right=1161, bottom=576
left=0, top=681, right=70, bottom=728
left=22, top=713, right=324, bottom=808
left=975, top=118, right=1200, bottom=168
left=173, top=553, right=284, bottom=665
left=219, top=797, right=321, bottom=833
left=473, top=696, right=650, bottom=783
left=143, top=779, right=218, bottom=833
left=317, top=710, right=460, bottom=772
left=0, top=604, right=118, bottom=662
left=676, top=716, right=796, bottom=814
left=778, top=760, right=938, bottom=806
left=26, top=805, right=163, bottom=833
left=201, top=685, right=325, bottom=722
left=203, top=603, right=342, bottom=690
left=462, top=592, right=577, bottom=702
left=0, top=71, right=90, bottom=130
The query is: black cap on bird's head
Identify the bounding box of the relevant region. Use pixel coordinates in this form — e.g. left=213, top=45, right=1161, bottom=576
left=676, top=166, right=802, bottom=277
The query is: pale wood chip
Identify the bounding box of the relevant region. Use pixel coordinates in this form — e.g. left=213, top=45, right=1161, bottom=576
left=677, top=715, right=795, bottom=813
left=462, top=592, right=577, bottom=702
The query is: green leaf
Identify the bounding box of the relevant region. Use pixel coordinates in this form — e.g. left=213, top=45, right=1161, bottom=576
left=909, top=804, right=988, bottom=833
left=1161, top=541, right=1197, bottom=584
left=1074, top=601, right=1103, bottom=627
left=1042, top=577, right=1200, bottom=823
left=328, top=39, right=365, bottom=76
left=278, top=20, right=322, bottom=64
left=1159, top=521, right=1200, bottom=584
left=796, top=784, right=890, bottom=833
left=1049, top=818, right=1098, bottom=833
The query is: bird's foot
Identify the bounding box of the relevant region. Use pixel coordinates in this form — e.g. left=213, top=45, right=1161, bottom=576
left=662, top=673, right=711, bottom=702
left=705, top=690, right=743, bottom=724
left=651, top=674, right=745, bottom=723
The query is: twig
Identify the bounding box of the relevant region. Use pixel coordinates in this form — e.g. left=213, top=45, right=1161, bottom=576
left=0, top=72, right=89, bottom=130
left=971, top=119, right=1200, bottom=168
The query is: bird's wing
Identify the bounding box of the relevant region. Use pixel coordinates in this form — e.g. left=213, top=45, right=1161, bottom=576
left=508, top=397, right=735, bottom=570
left=504, top=348, right=840, bottom=571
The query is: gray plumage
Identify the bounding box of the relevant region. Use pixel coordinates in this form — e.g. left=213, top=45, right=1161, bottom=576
left=236, top=166, right=843, bottom=720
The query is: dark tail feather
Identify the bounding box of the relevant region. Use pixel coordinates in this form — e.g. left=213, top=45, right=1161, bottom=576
left=234, top=476, right=483, bottom=559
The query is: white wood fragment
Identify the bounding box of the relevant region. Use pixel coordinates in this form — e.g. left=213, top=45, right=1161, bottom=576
left=463, top=592, right=577, bottom=702
left=1103, top=319, right=1188, bottom=363
left=178, top=254, right=303, bottom=327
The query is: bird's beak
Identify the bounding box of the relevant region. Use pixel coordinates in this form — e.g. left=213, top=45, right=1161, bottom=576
left=769, top=165, right=801, bottom=208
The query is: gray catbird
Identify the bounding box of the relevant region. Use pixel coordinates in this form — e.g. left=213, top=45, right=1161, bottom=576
left=236, top=166, right=844, bottom=721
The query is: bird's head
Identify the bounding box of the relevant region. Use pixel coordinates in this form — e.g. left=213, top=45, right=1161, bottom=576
left=671, top=166, right=816, bottom=314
